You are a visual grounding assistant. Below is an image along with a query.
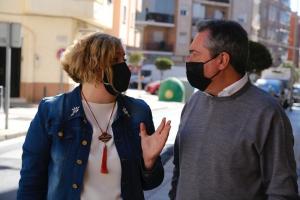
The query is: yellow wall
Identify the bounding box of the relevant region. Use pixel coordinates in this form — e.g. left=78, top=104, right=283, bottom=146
left=0, top=0, right=24, bottom=14
left=108, top=0, right=138, bottom=48
left=0, top=0, right=139, bottom=101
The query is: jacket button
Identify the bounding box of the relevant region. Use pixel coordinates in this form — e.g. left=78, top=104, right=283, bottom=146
left=83, top=119, right=88, bottom=124
left=58, top=132, right=64, bottom=138
left=81, top=140, right=88, bottom=146
left=76, top=159, right=83, bottom=165
left=72, top=184, right=78, bottom=189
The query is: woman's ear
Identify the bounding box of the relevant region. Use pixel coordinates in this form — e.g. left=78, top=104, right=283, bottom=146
left=218, top=52, right=230, bottom=70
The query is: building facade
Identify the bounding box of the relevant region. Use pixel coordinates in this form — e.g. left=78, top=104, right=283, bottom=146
left=258, top=0, right=292, bottom=67
left=231, top=0, right=261, bottom=41
left=288, top=12, right=299, bottom=68
left=133, top=0, right=176, bottom=63
left=0, top=0, right=138, bottom=102
left=133, top=0, right=231, bottom=65
left=133, top=0, right=295, bottom=76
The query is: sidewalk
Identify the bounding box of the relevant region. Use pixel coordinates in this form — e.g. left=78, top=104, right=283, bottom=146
left=145, top=156, right=174, bottom=200
left=0, top=105, right=38, bottom=141
left=144, top=144, right=174, bottom=200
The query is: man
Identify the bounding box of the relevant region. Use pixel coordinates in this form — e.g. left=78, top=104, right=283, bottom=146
left=169, top=20, right=299, bottom=200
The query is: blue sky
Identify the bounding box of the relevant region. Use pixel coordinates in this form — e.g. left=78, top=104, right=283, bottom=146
left=291, top=0, right=300, bottom=13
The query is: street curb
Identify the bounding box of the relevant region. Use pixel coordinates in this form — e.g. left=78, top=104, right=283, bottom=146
left=0, top=131, right=26, bottom=142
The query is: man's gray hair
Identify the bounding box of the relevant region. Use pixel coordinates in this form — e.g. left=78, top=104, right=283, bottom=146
left=197, top=20, right=249, bottom=75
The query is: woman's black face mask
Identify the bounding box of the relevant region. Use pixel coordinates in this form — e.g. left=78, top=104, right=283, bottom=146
left=103, top=62, right=131, bottom=96
left=186, top=54, right=220, bottom=91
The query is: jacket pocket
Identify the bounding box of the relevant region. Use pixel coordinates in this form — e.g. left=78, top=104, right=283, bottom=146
left=49, top=124, right=74, bottom=163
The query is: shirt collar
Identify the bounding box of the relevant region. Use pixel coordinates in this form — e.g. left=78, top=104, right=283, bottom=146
left=217, top=73, right=249, bottom=97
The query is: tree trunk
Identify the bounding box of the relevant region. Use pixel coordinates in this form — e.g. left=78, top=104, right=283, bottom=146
left=137, top=68, right=142, bottom=90
left=160, top=70, right=163, bottom=81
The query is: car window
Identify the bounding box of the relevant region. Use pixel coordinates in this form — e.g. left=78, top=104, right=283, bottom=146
left=255, top=79, right=283, bottom=95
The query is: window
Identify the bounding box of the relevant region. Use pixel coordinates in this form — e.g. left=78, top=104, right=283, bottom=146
left=280, top=11, right=290, bottom=25
left=153, top=31, right=164, bottom=42
left=268, top=5, right=277, bottom=22
left=192, top=3, right=205, bottom=19
left=180, top=9, right=187, bottom=16
left=267, top=29, right=276, bottom=41
left=280, top=0, right=290, bottom=7
left=192, top=3, right=205, bottom=26
left=213, top=9, right=224, bottom=19
left=278, top=31, right=289, bottom=44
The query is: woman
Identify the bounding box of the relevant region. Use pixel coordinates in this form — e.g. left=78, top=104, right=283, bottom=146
left=17, top=33, right=171, bottom=200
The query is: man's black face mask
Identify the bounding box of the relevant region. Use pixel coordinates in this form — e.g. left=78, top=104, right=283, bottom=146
left=186, top=54, right=220, bottom=91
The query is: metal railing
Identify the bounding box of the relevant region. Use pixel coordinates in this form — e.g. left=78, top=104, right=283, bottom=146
left=146, top=12, right=174, bottom=23
left=206, top=0, right=230, bottom=3
left=145, top=42, right=174, bottom=52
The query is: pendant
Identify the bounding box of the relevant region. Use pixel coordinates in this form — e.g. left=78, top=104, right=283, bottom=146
left=98, top=133, right=112, bottom=143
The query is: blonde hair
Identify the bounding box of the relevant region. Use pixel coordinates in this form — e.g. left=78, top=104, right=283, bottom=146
left=61, top=32, right=123, bottom=84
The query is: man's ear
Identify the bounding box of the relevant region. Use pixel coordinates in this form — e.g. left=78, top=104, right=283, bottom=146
left=218, top=52, right=230, bottom=70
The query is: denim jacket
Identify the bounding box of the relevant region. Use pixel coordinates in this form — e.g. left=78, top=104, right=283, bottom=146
left=17, top=85, right=164, bottom=200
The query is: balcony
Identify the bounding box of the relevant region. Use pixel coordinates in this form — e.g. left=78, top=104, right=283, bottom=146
left=201, top=0, right=230, bottom=7
left=145, top=42, right=173, bottom=52
left=146, top=12, right=174, bottom=23
left=206, top=0, right=230, bottom=3
left=136, top=11, right=175, bottom=27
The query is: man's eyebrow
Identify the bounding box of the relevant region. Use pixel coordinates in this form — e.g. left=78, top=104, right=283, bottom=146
left=189, top=50, right=201, bottom=54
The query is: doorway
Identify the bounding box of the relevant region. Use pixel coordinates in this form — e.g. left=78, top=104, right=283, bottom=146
left=0, top=47, right=21, bottom=97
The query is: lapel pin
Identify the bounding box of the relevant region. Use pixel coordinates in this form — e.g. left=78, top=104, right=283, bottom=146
left=71, top=106, right=80, bottom=117
left=122, top=107, right=130, bottom=117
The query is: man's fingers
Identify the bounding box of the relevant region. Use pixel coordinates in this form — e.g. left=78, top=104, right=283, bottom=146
left=156, top=117, right=166, bottom=134
left=140, top=122, right=147, bottom=138
left=161, top=120, right=171, bottom=139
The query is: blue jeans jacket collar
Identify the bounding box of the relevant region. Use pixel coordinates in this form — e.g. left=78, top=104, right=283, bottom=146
left=64, top=85, right=130, bottom=123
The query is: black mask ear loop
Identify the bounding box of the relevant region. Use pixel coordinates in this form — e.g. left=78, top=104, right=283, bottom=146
left=210, top=69, right=221, bottom=80
left=205, top=53, right=221, bottom=80
left=103, top=73, right=120, bottom=96
left=103, top=82, right=120, bottom=95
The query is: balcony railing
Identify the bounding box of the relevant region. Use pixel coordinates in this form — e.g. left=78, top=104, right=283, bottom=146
left=145, top=42, right=173, bottom=52
left=146, top=12, right=174, bottom=23
left=206, top=0, right=230, bottom=3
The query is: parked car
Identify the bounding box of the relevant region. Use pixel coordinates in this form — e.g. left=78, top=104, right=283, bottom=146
left=293, top=83, right=300, bottom=103
left=145, top=80, right=160, bottom=95
left=255, top=78, right=291, bottom=109
left=260, top=67, right=295, bottom=109
left=129, top=69, right=153, bottom=89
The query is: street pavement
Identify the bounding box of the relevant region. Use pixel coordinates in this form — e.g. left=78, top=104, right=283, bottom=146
left=0, top=89, right=184, bottom=200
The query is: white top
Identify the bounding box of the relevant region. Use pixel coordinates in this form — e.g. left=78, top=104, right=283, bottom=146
left=218, top=73, right=248, bottom=97
left=81, top=101, right=122, bottom=200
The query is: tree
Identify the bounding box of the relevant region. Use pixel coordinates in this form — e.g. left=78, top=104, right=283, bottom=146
left=128, top=52, right=144, bottom=90
left=247, top=40, right=273, bottom=74
left=154, top=57, right=174, bottom=80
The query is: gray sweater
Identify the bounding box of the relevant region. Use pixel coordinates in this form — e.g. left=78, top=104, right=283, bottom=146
left=169, top=82, right=299, bottom=200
